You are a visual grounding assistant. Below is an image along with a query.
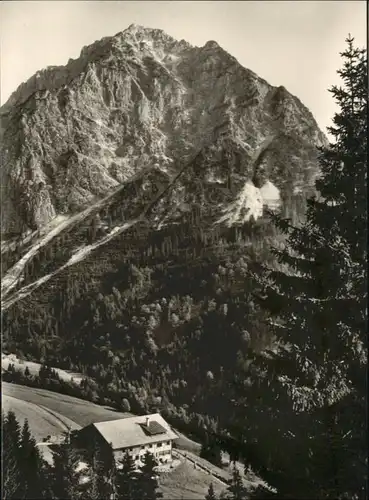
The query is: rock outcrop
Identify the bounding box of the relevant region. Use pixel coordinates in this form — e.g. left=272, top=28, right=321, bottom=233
left=0, top=24, right=326, bottom=236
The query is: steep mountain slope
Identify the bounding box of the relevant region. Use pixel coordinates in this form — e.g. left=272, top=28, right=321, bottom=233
left=1, top=25, right=327, bottom=307
left=1, top=23, right=326, bottom=238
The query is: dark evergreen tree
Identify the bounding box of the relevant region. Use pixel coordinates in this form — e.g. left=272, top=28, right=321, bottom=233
left=200, top=434, right=222, bottom=467
left=2, top=410, right=22, bottom=500
left=99, top=441, right=117, bottom=496
left=234, top=35, right=367, bottom=499
left=50, top=442, right=82, bottom=499
left=19, top=419, right=47, bottom=499
left=205, top=482, right=217, bottom=500
left=248, top=484, right=277, bottom=499
left=85, top=437, right=116, bottom=499
left=116, top=450, right=140, bottom=500
left=226, top=465, right=248, bottom=500
left=137, top=451, right=163, bottom=500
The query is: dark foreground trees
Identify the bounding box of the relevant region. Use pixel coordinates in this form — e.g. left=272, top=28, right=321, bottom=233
left=1, top=410, right=164, bottom=500
left=116, top=450, right=141, bottom=500
left=138, top=451, right=163, bottom=500
left=229, top=35, right=367, bottom=499
left=2, top=410, right=23, bottom=500
left=50, top=439, right=83, bottom=499
left=226, top=466, right=249, bottom=500
left=2, top=411, right=48, bottom=499
left=85, top=437, right=116, bottom=499
left=200, top=433, right=222, bottom=467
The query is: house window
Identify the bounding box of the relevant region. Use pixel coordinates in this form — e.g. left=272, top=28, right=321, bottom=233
left=157, top=442, right=162, bottom=448
left=167, top=441, right=171, bottom=445
left=141, top=445, right=145, bottom=450
left=135, top=455, right=139, bottom=460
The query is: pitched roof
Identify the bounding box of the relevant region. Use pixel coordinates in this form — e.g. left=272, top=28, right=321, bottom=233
left=91, top=413, right=179, bottom=450
left=142, top=420, right=167, bottom=436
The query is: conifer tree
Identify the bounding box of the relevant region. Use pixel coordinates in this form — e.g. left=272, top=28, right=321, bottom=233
left=100, top=441, right=118, bottom=497
left=235, top=35, right=367, bottom=498
left=248, top=484, right=277, bottom=499
left=86, top=437, right=116, bottom=499
left=205, top=482, right=217, bottom=500
left=19, top=419, right=47, bottom=499
left=226, top=465, right=248, bottom=500
left=200, top=433, right=222, bottom=466
left=116, top=450, right=140, bottom=500
left=2, top=410, right=23, bottom=500
left=50, top=442, right=82, bottom=500
left=138, top=451, right=163, bottom=500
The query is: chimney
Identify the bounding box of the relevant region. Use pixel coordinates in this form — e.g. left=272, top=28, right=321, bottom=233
left=146, top=417, right=149, bottom=427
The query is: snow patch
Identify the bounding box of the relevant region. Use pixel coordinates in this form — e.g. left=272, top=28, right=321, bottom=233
left=1, top=216, right=78, bottom=299
left=205, top=172, right=225, bottom=184
left=139, top=98, right=151, bottom=123
left=66, top=224, right=132, bottom=267
left=217, top=181, right=263, bottom=226
left=260, top=180, right=281, bottom=210
left=1, top=215, right=69, bottom=254
left=76, top=462, right=89, bottom=473
left=165, top=53, right=180, bottom=62
left=2, top=220, right=139, bottom=311
left=1, top=184, right=132, bottom=303
left=237, top=139, right=252, bottom=150
left=254, top=79, right=271, bottom=101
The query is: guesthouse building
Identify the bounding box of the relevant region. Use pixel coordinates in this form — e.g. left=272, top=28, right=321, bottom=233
left=73, top=413, right=178, bottom=465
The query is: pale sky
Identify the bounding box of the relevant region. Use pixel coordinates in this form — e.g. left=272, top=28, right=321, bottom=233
left=0, top=1, right=366, bottom=136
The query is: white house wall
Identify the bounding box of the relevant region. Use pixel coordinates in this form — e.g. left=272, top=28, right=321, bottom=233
left=114, top=439, right=173, bottom=464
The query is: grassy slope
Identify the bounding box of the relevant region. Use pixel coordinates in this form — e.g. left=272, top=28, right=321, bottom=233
left=2, top=382, right=130, bottom=426
left=2, top=390, right=80, bottom=464
left=2, top=393, right=79, bottom=441
left=158, top=459, right=225, bottom=499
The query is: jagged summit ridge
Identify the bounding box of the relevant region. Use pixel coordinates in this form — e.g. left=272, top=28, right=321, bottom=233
left=1, top=24, right=326, bottom=235
left=1, top=24, right=192, bottom=111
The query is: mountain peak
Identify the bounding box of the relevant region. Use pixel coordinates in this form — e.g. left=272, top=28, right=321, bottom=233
left=120, top=23, right=185, bottom=45
left=122, top=23, right=160, bottom=38
left=125, top=22, right=145, bottom=31
left=1, top=24, right=326, bottom=236
left=204, top=40, right=220, bottom=49
left=124, top=23, right=164, bottom=34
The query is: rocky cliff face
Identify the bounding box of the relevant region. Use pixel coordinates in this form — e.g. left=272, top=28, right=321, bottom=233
left=1, top=24, right=326, bottom=236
